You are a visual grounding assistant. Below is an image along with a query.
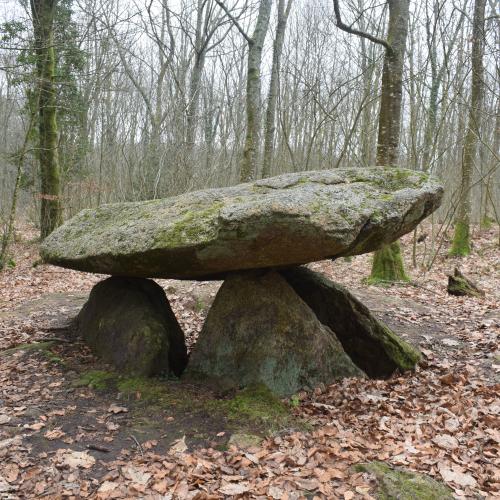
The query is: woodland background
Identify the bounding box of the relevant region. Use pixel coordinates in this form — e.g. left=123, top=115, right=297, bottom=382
left=0, top=0, right=499, bottom=265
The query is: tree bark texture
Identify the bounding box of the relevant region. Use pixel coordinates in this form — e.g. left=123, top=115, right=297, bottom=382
left=450, top=0, right=486, bottom=256
left=31, top=0, right=63, bottom=239
left=240, top=0, right=272, bottom=183
left=261, top=0, right=292, bottom=179
left=375, top=0, right=410, bottom=167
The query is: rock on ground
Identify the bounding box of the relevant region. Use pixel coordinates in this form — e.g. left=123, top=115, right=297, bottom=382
left=355, top=462, right=454, bottom=499
left=75, top=277, right=188, bottom=376
left=185, top=271, right=364, bottom=396
left=281, top=267, right=421, bottom=377
left=41, top=167, right=443, bottom=279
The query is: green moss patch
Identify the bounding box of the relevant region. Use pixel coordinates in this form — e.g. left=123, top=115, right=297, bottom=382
left=213, top=384, right=293, bottom=432
left=0, top=341, right=56, bottom=357
left=368, top=241, right=410, bottom=285
left=156, top=202, right=224, bottom=248
left=72, top=370, right=117, bottom=390
left=354, top=462, right=453, bottom=499
left=0, top=341, right=67, bottom=367
left=450, top=220, right=471, bottom=257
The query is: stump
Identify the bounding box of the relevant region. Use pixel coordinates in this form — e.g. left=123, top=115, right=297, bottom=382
left=447, top=268, right=484, bottom=298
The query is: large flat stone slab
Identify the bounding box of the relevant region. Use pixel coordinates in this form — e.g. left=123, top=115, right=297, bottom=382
left=41, top=167, right=443, bottom=280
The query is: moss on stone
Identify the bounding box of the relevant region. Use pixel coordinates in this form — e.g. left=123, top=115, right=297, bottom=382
left=447, top=268, right=484, bottom=298
left=368, top=241, right=410, bottom=285
left=154, top=201, right=224, bottom=248
left=450, top=220, right=471, bottom=257
left=354, top=461, right=453, bottom=499
left=378, top=324, right=421, bottom=369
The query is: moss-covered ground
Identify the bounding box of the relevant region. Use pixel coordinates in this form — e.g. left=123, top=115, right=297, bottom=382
left=354, top=462, right=454, bottom=499
left=72, top=369, right=300, bottom=448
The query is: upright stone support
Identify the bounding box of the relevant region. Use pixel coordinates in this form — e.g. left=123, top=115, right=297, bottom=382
left=281, top=267, right=421, bottom=377
left=75, top=277, right=188, bottom=377
left=186, top=271, right=364, bottom=396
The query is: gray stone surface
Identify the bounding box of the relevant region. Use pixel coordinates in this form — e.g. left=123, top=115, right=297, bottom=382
left=281, top=267, right=421, bottom=378
left=75, top=277, right=188, bottom=376
left=185, top=271, right=364, bottom=396
left=41, top=167, right=443, bottom=280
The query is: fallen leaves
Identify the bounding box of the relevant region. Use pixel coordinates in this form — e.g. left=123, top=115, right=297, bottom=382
left=439, top=465, right=478, bottom=488
left=56, top=449, right=96, bottom=469
left=107, top=404, right=128, bottom=414
left=169, top=435, right=188, bottom=454
left=0, top=415, right=11, bottom=425
left=0, top=225, right=498, bottom=498
left=432, top=434, right=459, bottom=450
left=44, top=428, right=66, bottom=440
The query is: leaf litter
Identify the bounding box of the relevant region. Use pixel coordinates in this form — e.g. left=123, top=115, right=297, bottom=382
left=0, top=224, right=498, bottom=498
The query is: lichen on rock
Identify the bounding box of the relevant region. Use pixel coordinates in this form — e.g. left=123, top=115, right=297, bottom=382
left=281, top=267, right=420, bottom=377
left=40, top=167, right=443, bottom=280
left=186, top=270, right=364, bottom=396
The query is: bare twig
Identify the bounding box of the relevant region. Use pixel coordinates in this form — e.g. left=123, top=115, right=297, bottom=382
left=129, top=434, right=144, bottom=457
left=86, top=444, right=110, bottom=453
left=332, top=0, right=393, bottom=54
left=214, top=0, right=252, bottom=44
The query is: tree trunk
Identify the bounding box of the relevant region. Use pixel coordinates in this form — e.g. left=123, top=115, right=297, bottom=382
left=31, top=0, right=63, bottom=239
left=370, top=0, right=410, bottom=284
left=261, top=0, right=292, bottom=179
left=450, top=0, right=486, bottom=256
left=375, top=0, right=410, bottom=167
left=240, top=0, right=272, bottom=183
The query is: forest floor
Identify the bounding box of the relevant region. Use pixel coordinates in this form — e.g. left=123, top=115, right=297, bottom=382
left=0, top=224, right=498, bottom=499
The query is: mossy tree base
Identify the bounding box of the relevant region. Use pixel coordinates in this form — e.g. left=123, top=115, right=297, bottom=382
left=368, top=241, right=410, bottom=285
left=450, top=220, right=472, bottom=257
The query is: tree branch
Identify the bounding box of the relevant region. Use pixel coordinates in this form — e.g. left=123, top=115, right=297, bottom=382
left=332, top=0, right=393, bottom=55
left=214, top=0, right=252, bottom=44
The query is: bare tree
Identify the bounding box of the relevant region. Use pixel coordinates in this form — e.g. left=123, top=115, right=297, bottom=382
left=216, top=0, right=272, bottom=182
left=261, top=0, right=293, bottom=178
left=450, top=0, right=487, bottom=256
left=30, top=0, right=63, bottom=238
left=333, top=0, right=411, bottom=283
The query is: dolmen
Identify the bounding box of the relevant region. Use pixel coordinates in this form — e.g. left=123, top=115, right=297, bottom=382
left=41, top=167, right=443, bottom=396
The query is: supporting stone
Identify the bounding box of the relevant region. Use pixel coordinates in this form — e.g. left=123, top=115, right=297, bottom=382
left=280, top=267, right=421, bottom=378
left=186, top=271, right=364, bottom=396
left=75, top=277, right=187, bottom=376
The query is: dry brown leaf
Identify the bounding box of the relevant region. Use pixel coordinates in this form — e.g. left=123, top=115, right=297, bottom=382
left=439, top=466, right=477, bottom=487
left=107, top=404, right=128, bottom=414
